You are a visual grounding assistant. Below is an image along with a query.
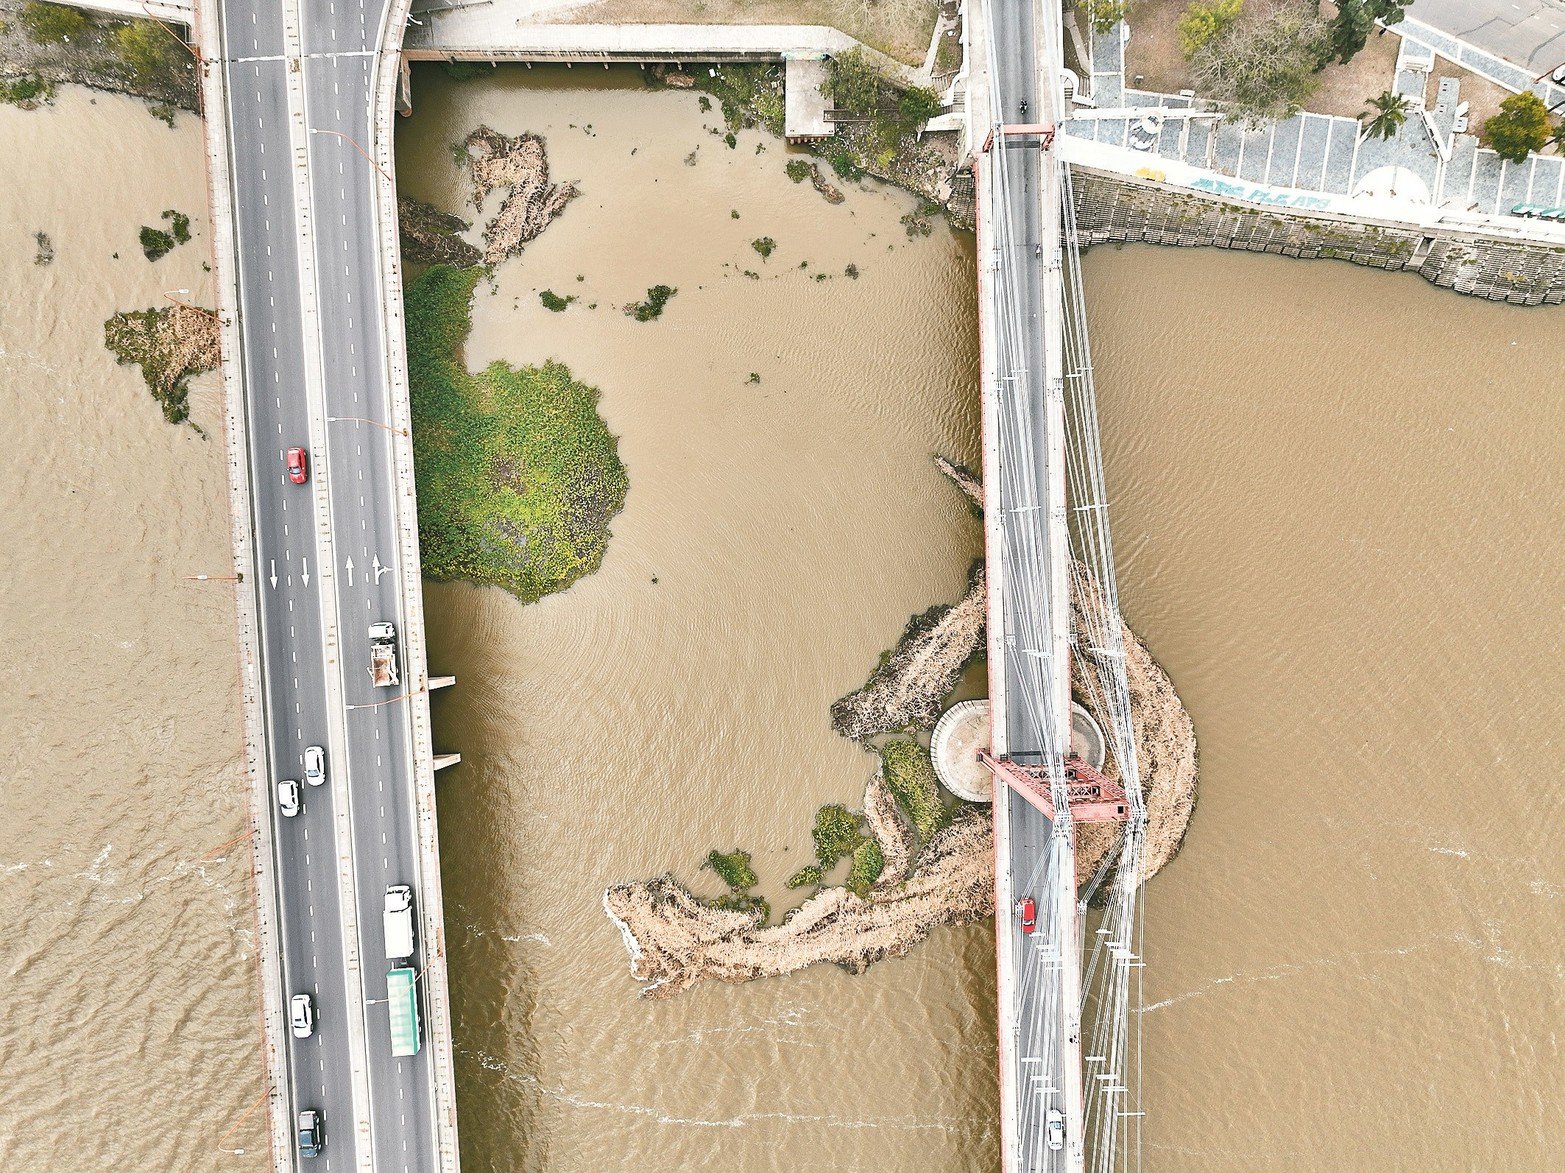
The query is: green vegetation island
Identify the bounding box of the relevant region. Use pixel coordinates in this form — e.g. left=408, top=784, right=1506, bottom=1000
left=407, top=264, right=627, bottom=603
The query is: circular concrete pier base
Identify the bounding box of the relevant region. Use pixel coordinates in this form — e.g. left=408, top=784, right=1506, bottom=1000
left=1070, top=702, right=1107, bottom=771
left=932, top=698, right=1111, bottom=802
left=932, top=699, right=994, bottom=802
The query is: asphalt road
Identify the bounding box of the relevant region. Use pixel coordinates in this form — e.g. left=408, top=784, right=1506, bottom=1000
left=218, top=0, right=441, bottom=1166
left=1410, top=0, right=1565, bottom=73
left=987, top=0, right=1074, bottom=1168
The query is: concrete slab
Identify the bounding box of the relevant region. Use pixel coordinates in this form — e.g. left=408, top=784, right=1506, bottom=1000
left=784, top=56, right=830, bottom=139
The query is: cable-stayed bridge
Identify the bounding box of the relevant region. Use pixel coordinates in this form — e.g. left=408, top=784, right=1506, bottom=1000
left=971, top=0, right=1148, bottom=1169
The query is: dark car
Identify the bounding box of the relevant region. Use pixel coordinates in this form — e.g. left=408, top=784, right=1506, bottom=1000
left=1018, top=896, right=1037, bottom=934
left=298, top=1110, right=324, bottom=1157
left=286, top=446, right=309, bottom=484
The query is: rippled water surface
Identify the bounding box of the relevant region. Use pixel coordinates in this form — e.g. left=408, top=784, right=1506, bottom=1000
left=7, top=62, right=1564, bottom=1173
left=0, top=90, right=266, bottom=1165
left=397, top=66, right=996, bottom=1172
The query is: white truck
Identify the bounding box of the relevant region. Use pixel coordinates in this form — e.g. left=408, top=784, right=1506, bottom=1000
left=369, top=621, right=400, bottom=688
left=383, top=884, right=416, bottom=961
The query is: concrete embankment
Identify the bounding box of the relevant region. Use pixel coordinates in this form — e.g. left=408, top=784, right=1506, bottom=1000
left=1068, top=164, right=1565, bottom=307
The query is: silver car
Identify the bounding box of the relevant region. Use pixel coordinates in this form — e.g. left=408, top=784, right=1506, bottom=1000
left=290, top=993, right=315, bottom=1039
left=303, top=745, right=326, bottom=786
left=277, top=779, right=301, bottom=818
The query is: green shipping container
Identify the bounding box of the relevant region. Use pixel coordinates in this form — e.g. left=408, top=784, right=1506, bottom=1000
left=387, top=967, right=421, bottom=1057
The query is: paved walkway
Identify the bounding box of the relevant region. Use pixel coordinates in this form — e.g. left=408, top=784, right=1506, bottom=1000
left=1068, top=18, right=1565, bottom=219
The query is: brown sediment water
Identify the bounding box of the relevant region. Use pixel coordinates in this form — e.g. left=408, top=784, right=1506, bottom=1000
left=6, top=58, right=1565, bottom=1173
left=399, top=65, right=996, bottom=1171
left=1085, top=245, right=1565, bottom=1171
left=0, top=88, right=267, bottom=1166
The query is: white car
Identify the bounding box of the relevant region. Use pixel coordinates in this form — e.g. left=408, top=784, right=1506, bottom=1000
left=304, top=745, right=326, bottom=786
left=290, top=993, right=315, bottom=1039
left=277, top=779, right=301, bottom=818
left=1047, top=1107, right=1065, bottom=1151
left=1128, top=114, right=1161, bottom=152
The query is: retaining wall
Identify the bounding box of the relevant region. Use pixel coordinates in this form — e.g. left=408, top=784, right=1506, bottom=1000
left=1069, top=166, right=1565, bottom=306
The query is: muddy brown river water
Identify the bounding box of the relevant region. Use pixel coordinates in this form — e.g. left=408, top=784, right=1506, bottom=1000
left=3, top=64, right=1563, bottom=1173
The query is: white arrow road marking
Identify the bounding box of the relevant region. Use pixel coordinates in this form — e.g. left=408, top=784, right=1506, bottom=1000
left=302, top=558, right=310, bottom=587
left=372, top=555, right=388, bottom=582
left=345, top=556, right=354, bottom=586
left=269, top=560, right=278, bottom=589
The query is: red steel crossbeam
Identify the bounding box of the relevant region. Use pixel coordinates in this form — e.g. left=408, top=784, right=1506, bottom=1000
left=981, top=123, right=1057, bottom=153
left=979, top=751, right=1128, bottom=822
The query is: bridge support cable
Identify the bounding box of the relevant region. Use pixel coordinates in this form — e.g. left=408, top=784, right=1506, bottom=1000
left=976, top=5, right=1087, bottom=1164
left=1056, top=162, right=1147, bottom=1173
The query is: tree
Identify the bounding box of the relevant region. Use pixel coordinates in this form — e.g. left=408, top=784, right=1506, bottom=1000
left=1177, top=0, right=1244, bottom=59
left=20, top=1, right=89, bottom=43
left=1190, top=3, right=1330, bottom=126
left=1360, top=90, right=1412, bottom=140
left=1328, top=0, right=1413, bottom=66
left=1481, top=91, right=1552, bottom=163
left=1088, top=0, right=1131, bottom=33
left=824, top=47, right=884, bottom=115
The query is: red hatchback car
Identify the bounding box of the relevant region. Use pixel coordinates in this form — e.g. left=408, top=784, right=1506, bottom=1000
left=1018, top=896, right=1037, bottom=934
left=286, top=447, right=309, bottom=484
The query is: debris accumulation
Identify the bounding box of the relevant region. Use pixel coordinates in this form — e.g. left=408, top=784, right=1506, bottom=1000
left=606, top=456, right=1198, bottom=998
left=1069, top=564, right=1199, bottom=886
left=459, top=125, right=578, bottom=265
left=827, top=455, right=988, bottom=743
left=103, top=303, right=219, bottom=426
left=397, top=195, right=481, bottom=268
left=604, top=800, right=994, bottom=1000
left=829, top=563, right=986, bottom=742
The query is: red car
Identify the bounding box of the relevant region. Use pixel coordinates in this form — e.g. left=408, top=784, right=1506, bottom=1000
left=286, top=447, right=309, bottom=484
left=1018, top=896, right=1037, bottom=934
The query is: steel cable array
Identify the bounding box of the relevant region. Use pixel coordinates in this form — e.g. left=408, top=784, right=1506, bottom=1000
left=975, top=2, right=1146, bottom=1169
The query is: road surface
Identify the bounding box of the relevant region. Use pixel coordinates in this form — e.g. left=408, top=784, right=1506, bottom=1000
left=1410, top=0, right=1565, bottom=73
left=216, top=0, right=443, bottom=1165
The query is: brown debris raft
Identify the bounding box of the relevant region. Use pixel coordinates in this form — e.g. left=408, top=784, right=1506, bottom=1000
left=829, top=563, right=986, bottom=742
left=863, top=771, right=918, bottom=889
left=461, top=125, right=578, bottom=265
left=1070, top=564, right=1199, bottom=888
left=397, top=195, right=481, bottom=268
left=103, top=303, right=220, bottom=426
left=604, top=802, right=994, bottom=1001
left=935, top=455, right=983, bottom=511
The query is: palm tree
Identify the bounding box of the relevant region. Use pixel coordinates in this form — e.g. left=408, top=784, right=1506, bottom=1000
left=1361, top=90, right=1413, bottom=141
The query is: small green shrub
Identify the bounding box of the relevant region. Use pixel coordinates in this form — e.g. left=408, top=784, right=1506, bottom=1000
left=847, top=839, right=885, bottom=896
left=625, top=284, right=677, bottom=322
left=751, top=236, right=776, bottom=260
left=115, top=21, right=183, bottom=85
left=785, top=159, right=812, bottom=183
left=539, top=289, right=574, bottom=312
left=0, top=75, right=55, bottom=106
left=139, top=226, right=176, bottom=261
left=704, top=849, right=759, bottom=892
left=163, top=209, right=191, bottom=244
left=786, top=864, right=824, bottom=889
left=880, top=740, right=950, bottom=842
left=20, top=1, right=88, bottom=44
left=812, top=804, right=865, bottom=870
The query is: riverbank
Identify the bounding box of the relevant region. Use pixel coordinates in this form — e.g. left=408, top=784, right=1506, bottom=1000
left=0, top=0, right=198, bottom=114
